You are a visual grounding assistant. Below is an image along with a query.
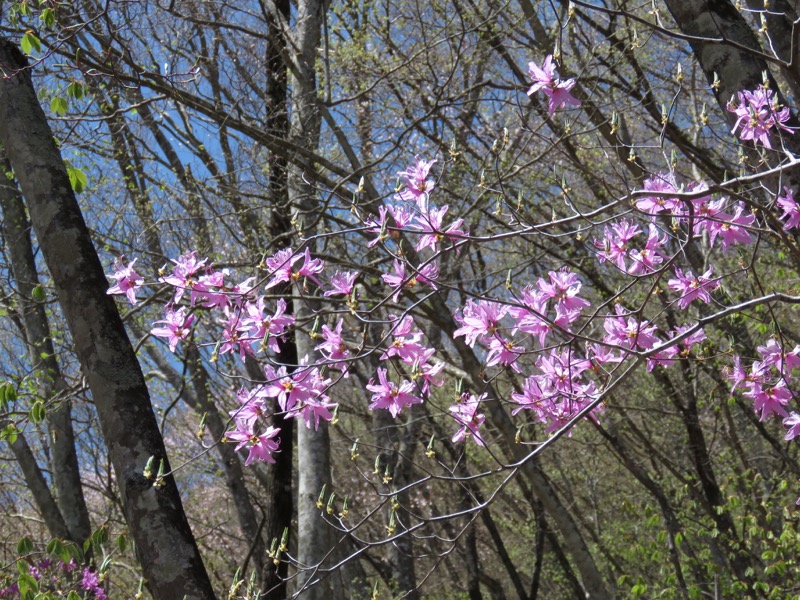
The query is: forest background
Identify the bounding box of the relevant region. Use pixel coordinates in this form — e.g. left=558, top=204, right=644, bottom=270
left=1, top=0, right=800, bottom=598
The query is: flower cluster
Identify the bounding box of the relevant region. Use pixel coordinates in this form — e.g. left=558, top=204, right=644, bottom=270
left=104, top=64, right=800, bottom=472
left=1, top=558, right=105, bottom=599
left=728, top=87, right=793, bottom=148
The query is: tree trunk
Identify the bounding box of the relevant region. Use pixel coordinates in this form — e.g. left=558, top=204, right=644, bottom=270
left=285, top=0, right=334, bottom=596
left=0, top=38, right=215, bottom=600
left=0, top=148, right=91, bottom=545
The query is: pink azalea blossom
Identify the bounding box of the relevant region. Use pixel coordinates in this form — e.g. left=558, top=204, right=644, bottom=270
left=628, top=225, right=667, bottom=275
left=107, top=257, right=144, bottom=305
left=230, top=387, right=267, bottom=429
left=485, top=336, right=524, bottom=372
left=454, top=300, right=509, bottom=347
left=242, top=297, right=295, bottom=353
left=636, top=174, right=681, bottom=215
left=315, top=319, right=350, bottom=376
left=777, top=186, right=800, bottom=230
left=746, top=380, right=793, bottom=421
left=264, top=247, right=325, bottom=290
left=160, top=251, right=209, bottom=303
left=410, top=205, right=468, bottom=253
left=707, top=202, right=755, bottom=251
left=667, top=267, right=719, bottom=309
left=219, top=309, right=253, bottom=361
left=602, top=304, right=659, bottom=350
left=226, top=422, right=281, bottom=465
left=526, top=55, right=581, bottom=115
left=783, top=413, right=800, bottom=440
left=151, top=306, right=195, bottom=352
left=324, top=270, right=358, bottom=297
left=728, top=87, right=793, bottom=149
left=397, top=156, right=437, bottom=211
left=449, top=393, right=487, bottom=446
left=366, top=367, right=422, bottom=417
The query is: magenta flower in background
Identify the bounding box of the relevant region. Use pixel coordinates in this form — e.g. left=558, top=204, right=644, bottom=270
left=316, top=318, right=351, bottom=375
left=107, top=257, right=144, bottom=305
left=527, top=54, right=581, bottom=115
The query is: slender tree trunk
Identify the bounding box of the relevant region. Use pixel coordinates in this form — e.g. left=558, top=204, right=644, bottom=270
left=0, top=149, right=91, bottom=545
left=0, top=39, right=215, bottom=600
left=285, top=1, right=334, bottom=596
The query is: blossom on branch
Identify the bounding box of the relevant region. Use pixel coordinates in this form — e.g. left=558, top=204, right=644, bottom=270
left=526, top=54, right=581, bottom=115
left=106, top=257, right=144, bottom=305
left=728, top=87, right=793, bottom=148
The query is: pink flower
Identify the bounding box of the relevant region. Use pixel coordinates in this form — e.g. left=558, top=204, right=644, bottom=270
left=636, top=174, right=681, bottom=215
left=366, top=367, right=422, bottom=417
left=593, top=219, right=641, bottom=272
left=628, top=225, right=667, bottom=275
left=746, top=380, right=793, bottom=421
left=777, top=186, right=800, bottom=230
left=707, top=202, right=755, bottom=251
left=151, top=306, right=195, bottom=352
left=107, top=257, right=144, bottom=305
left=667, top=267, right=719, bottom=309
left=454, top=300, right=509, bottom=347
left=603, top=304, right=659, bottom=350
left=410, top=205, right=468, bottom=253
left=242, top=297, right=295, bottom=353
left=728, top=87, right=793, bottom=149
left=449, top=393, right=487, bottom=446
left=527, top=55, right=581, bottom=115
left=315, top=319, right=350, bottom=375
left=226, top=422, right=281, bottom=465
left=264, top=247, right=325, bottom=289
left=485, top=336, right=523, bottom=372
left=160, top=251, right=208, bottom=303
left=229, top=387, right=267, bottom=429
left=218, top=309, right=253, bottom=361
left=324, top=270, right=358, bottom=297
left=397, top=156, right=437, bottom=211
left=783, top=413, right=800, bottom=440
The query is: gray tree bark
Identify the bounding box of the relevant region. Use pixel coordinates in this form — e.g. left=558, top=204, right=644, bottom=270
left=0, top=38, right=215, bottom=600
left=0, top=148, right=91, bottom=544
left=285, top=0, right=334, bottom=596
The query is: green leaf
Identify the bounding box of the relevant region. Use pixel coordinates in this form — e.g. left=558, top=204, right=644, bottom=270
left=30, top=401, right=46, bottom=425
left=40, top=8, right=56, bottom=28
left=117, top=533, right=127, bottom=554
left=20, top=32, right=41, bottom=55
left=16, top=536, right=33, bottom=555
left=67, top=166, right=88, bottom=194
left=2, top=423, right=19, bottom=445
left=31, top=284, right=46, bottom=302
left=67, top=591, right=82, bottom=600
left=50, top=96, right=68, bottom=116
left=46, top=538, right=64, bottom=558
left=92, top=525, right=109, bottom=547
left=67, top=82, right=84, bottom=100
left=17, top=572, right=38, bottom=595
